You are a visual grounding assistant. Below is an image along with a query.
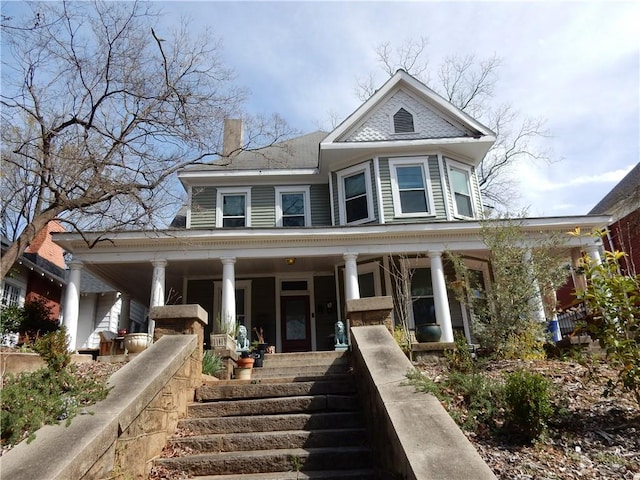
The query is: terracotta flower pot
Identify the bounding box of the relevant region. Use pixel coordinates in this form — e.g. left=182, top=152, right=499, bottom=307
left=236, top=356, right=255, bottom=369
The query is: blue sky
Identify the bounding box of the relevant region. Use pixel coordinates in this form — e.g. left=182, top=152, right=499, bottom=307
left=154, top=0, right=639, bottom=217
left=3, top=1, right=638, bottom=217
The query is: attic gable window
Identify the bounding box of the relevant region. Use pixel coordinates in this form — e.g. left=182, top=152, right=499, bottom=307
left=216, top=187, right=251, bottom=227
left=393, top=108, right=414, bottom=133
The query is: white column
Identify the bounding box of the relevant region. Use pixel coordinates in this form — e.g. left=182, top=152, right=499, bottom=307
left=62, top=261, right=82, bottom=352
left=428, top=251, right=454, bottom=343
left=585, top=244, right=602, bottom=265
left=119, top=293, right=131, bottom=332
left=221, top=257, right=237, bottom=332
left=524, top=250, right=547, bottom=323
left=343, top=253, right=360, bottom=301
left=149, top=260, right=167, bottom=335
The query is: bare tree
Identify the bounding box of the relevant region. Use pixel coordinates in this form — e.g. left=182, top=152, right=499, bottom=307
left=356, top=38, right=551, bottom=209
left=0, top=1, right=294, bottom=280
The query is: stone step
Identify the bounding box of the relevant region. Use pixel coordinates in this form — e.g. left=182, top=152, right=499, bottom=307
left=212, top=372, right=354, bottom=386
left=179, top=411, right=365, bottom=435
left=252, top=363, right=350, bottom=379
left=190, top=469, right=378, bottom=479
left=188, top=394, right=359, bottom=418
left=155, top=446, right=372, bottom=477
left=260, top=351, right=349, bottom=368
left=196, top=379, right=356, bottom=402
left=167, top=427, right=368, bottom=453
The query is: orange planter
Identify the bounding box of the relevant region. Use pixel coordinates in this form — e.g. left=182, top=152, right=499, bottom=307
left=236, top=356, right=255, bottom=368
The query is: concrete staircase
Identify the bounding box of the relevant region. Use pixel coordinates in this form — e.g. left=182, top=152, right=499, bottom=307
left=153, top=351, right=379, bottom=479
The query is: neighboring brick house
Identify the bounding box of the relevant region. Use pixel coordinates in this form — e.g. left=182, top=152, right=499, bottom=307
left=589, top=162, right=640, bottom=276
left=1, top=221, right=67, bottom=320
left=54, top=70, right=610, bottom=352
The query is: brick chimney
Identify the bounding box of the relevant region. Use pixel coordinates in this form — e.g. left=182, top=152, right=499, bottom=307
left=222, top=118, right=243, bottom=158
left=25, top=221, right=66, bottom=269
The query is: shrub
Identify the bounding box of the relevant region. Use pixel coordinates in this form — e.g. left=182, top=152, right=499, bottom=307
left=34, top=328, right=71, bottom=372
left=445, top=332, right=475, bottom=373
left=1, top=366, right=109, bottom=446
left=504, top=369, right=553, bottom=442
left=0, top=305, right=23, bottom=335
left=202, top=350, right=225, bottom=376
left=393, top=325, right=411, bottom=356
left=447, top=371, right=505, bottom=433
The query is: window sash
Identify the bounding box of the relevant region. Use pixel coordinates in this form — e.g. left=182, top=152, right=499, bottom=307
left=344, top=172, right=369, bottom=223
left=222, top=194, right=246, bottom=227
left=449, top=166, right=473, bottom=217
left=1, top=283, right=21, bottom=307
left=281, top=192, right=305, bottom=226
left=390, top=159, right=432, bottom=217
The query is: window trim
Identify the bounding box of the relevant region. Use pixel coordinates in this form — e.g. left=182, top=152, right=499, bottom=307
left=337, top=162, right=375, bottom=225
left=390, top=105, right=417, bottom=135
left=275, top=186, right=311, bottom=227
left=446, top=159, right=475, bottom=219
left=357, top=261, right=382, bottom=298
left=389, top=157, right=435, bottom=218
left=1, top=280, right=24, bottom=308
left=215, top=187, right=252, bottom=227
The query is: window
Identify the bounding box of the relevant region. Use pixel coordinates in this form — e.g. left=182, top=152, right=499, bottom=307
left=389, top=158, right=434, bottom=217
left=411, top=268, right=436, bottom=326
left=357, top=262, right=381, bottom=298
left=393, top=108, right=414, bottom=133
left=1, top=282, right=21, bottom=307
left=275, top=186, right=311, bottom=227
left=447, top=161, right=474, bottom=218
left=337, top=163, right=374, bottom=225
left=216, top=188, right=251, bottom=227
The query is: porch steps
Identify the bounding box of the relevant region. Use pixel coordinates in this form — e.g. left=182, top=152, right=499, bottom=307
left=153, top=351, right=379, bottom=479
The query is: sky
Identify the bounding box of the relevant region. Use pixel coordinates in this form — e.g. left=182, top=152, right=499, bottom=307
left=3, top=0, right=638, bottom=218
left=153, top=0, right=639, bottom=217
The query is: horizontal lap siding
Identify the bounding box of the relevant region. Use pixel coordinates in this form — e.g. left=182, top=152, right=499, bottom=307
left=429, top=157, right=446, bottom=219
left=311, top=184, right=331, bottom=226
left=190, top=186, right=216, bottom=228
left=251, top=185, right=275, bottom=227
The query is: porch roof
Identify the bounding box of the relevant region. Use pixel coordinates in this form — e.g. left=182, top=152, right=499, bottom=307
left=53, top=215, right=610, bottom=306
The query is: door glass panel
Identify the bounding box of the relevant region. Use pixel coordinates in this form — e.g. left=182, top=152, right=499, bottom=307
left=285, top=298, right=307, bottom=340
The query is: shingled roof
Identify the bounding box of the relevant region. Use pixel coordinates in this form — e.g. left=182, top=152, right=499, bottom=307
left=589, top=163, right=640, bottom=217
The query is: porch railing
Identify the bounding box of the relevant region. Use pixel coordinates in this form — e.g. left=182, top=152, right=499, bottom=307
left=556, top=302, right=588, bottom=336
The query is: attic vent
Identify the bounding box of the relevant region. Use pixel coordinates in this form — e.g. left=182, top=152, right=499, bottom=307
left=393, top=108, right=414, bottom=133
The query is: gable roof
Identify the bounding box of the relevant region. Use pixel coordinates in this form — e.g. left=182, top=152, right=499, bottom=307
left=589, top=162, right=640, bottom=219
left=320, top=70, right=496, bottom=168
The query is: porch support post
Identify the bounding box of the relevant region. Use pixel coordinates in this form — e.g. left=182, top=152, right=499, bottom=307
left=585, top=244, right=602, bottom=265
left=524, top=250, right=546, bottom=324
left=428, top=251, right=454, bottom=343
left=119, top=293, right=131, bottom=332
left=62, top=261, right=82, bottom=351
left=149, top=260, right=167, bottom=335
left=221, top=257, right=237, bottom=332
left=571, top=247, right=587, bottom=292
left=343, top=253, right=360, bottom=301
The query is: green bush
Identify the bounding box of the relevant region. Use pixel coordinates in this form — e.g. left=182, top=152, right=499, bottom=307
left=445, top=332, right=475, bottom=373
left=1, top=366, right=109, bottom=446
left=34, top=328, right=71, bottom=372
left=0, top=305, right=23, bottom=335
left=504, top=369, right=553, bottom=442
left=202, top=350, right=225, bottom=376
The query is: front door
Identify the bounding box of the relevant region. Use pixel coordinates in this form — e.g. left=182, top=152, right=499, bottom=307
left=281, top=295, right=311, bottom=352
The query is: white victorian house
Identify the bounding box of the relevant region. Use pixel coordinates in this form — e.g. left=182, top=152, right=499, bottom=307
left=54, top=70, right=608, bottom=352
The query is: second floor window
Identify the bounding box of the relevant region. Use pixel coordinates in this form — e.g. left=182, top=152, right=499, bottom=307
left=276, top=186, right=311, bottom=227
left=389, top=157, right=433, bottom=217
left=337, top=163, right=375, bottom=225
left=216, top=188, right=251, bottom=227
left=447, top=162, right=474, bottom=218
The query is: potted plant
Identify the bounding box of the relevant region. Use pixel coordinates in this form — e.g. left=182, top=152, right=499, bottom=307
left=234, top=350, right=254, bottom=379
left=252, top=327, right=268, bottom=367
left=210, top=314, right=236, bottom=351
left=414, top=303, right=441, bottom=342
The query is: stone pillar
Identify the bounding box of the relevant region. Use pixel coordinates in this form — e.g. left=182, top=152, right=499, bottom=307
left=119, top=294, right=131, bottom=332
left=149, top=260, right=167, bottom=336
left=524, top=250, right=547, bottom=323
left=428, top=251, right=454, bottom=343
left=343, top=253, right=360, bottom=301
left=221, top=257, right=236, bottom=332
left=62, top=261, right=82, bottom=351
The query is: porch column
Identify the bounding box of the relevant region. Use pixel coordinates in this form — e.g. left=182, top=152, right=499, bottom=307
left=343, top=253, right=360, bottom=301
left=62, top=261, right=82, bottom=351
left=428, top=251, right=454, bottom=343
left=585, top=244, right=602, bottom=265
left=119, top=293, right=131, bottom=332
left=149, top=260, right=167, bottom=335
left=524, top=250, right=546, bottom=323
left=221, top=257, right=237, bottom=332
left=571, top=247, right=587, bottom=291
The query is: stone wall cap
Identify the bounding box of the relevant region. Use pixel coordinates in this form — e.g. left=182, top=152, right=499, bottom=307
left=149, top=304, right=208, bottom=325
left=346, top=296, right=393, bottom=313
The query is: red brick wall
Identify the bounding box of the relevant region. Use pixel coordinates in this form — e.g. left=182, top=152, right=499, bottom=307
left=25, top=274, right=63, bottom=321
left=604, top=209, right=640, bottom=276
